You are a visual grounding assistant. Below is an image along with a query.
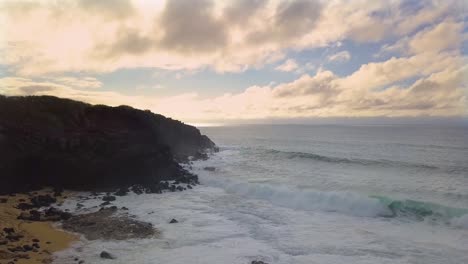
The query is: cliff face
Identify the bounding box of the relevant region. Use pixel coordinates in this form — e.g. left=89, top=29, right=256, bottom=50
left=0, top=95, right=216, bottom=194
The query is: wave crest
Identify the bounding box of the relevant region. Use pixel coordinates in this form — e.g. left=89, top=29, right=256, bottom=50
left=263, top=149, right=439, bottom=170
left=198, top=173, right=392, bottom=217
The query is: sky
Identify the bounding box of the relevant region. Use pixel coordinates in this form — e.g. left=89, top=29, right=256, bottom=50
left=0, top=0, right=467, bottom=125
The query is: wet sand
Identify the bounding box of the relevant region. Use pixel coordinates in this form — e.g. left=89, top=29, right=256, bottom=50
left=0, top=190, right=77, bottom=264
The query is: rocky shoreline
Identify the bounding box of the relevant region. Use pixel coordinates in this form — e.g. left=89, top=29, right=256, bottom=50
left=0, top=178, right=197, bottom=264
left=0, top=189, right=77, bottom=264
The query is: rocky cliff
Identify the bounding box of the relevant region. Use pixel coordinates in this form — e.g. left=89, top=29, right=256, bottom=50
left=0, top=95, right=216, bottom=194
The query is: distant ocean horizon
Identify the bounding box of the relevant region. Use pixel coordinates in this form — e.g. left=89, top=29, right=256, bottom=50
left=191, top=117, right=468, bottom=128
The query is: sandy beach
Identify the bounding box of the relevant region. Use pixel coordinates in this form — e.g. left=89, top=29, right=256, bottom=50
left=0, top=190, right=77, bottom=264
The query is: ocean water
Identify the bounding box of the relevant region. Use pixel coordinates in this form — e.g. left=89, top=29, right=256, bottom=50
left=55, top=125, right=468, bottom=264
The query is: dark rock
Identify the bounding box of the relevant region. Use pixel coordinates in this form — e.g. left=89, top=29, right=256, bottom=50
left=30, top=195, right=56, bottom=207
left=0, top=239, right=8, bottom=245
left=0, top=95, right=216, bottom=194
left=22, top=245, right=33, bottom=251
left=3, top=227, right=15, bottom=234
left=176, top=186, right=184, bottom=192
left=114, top=187, right=128, bottom=196
left=17, top=207, right=70, bottom=222
left=60, top=211, right=73, bottom=220
left=62, top=208, right=155, bottom=241
left=32, top=238, right=40, bottom=242
left=100, top=201, right=111, bottom=206
left=203, top=166, right=216, bottom=172
left=121, top=207, right=129, bottom=210
left=100, top=251, right=114, bottom=259
left=131, top=185, right=144, bottom=195
left=32, top=243, right=40, bottom=248
left=102, top=196, right=116, bottom=202
left=0, top=198, right=7, bottom=203
left=187, top=185, right=192, bottom=189
left=169, top=218, right=178, bottom=224
left=16, top=203, right=34, bottom=211
left=28, top=210, right=41, bottom=221
left=193, top=151, right=209, bottom=161
left=251, top=261, right=269, bottom=264
left=53, top=186, right=63, bottom=197
left=44, top=207, right=61, bottom=216
left=6, top=234, right=23, bottom=242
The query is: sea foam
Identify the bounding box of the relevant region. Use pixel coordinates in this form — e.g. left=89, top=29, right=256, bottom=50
left=197, top=173, right=393, bottom=217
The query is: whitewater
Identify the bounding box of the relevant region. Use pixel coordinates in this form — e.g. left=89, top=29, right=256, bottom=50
left=55, top=124, right=468, bottom=263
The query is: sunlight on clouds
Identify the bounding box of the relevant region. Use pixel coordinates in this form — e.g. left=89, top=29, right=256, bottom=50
left=0, top=0, right=466, bottom=122
left=275, top=59, right=299, bottom=72
left=328, top=51, right=351, bottom=62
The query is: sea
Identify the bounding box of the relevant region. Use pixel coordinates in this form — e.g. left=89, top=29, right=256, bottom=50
left=56, top=124, right=468, bottom=264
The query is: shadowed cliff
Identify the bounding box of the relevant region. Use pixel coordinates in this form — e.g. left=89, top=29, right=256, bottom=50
left=0, top=95, right=216, bottom=194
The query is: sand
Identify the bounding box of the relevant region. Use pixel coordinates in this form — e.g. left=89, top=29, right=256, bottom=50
left=0, top=190, right=78, bottom=264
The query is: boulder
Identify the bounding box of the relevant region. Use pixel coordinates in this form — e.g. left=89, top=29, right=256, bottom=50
left=102, top=196, right=116, bottom=202
left=100, top=251, right=114, bottom=259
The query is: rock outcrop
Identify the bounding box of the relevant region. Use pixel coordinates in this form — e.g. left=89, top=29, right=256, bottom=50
left=0, top=95, right=216, bottom=194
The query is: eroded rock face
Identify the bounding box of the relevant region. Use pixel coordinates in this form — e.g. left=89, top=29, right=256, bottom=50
left=62, top=208, right=157, bottom=240
left=0, top=95, right=216, bottom=194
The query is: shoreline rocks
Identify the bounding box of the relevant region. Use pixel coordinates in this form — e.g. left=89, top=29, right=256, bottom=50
left=62, top=207, right=157, bottom=241
left=0, top=189, right=77, bottom=264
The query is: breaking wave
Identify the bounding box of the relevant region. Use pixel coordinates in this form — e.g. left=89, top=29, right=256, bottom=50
left=372, top=195, right=468, bottom=225
left=261, top=149, right=440, bottom=170
left=198, top=172, right=468, bottom=228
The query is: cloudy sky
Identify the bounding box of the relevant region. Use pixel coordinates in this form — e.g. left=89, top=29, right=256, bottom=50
left=0, top=0, right=467, bottom=125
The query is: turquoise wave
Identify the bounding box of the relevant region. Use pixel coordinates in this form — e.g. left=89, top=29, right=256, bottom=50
left=371, top=195, right=468, bottom=221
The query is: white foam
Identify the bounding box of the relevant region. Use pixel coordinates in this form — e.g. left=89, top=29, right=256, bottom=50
left=53, top=186, right=468, bottom=264
left=451, top=214, right=468, bottom=229
left=195, top=171, right=392, bottom=217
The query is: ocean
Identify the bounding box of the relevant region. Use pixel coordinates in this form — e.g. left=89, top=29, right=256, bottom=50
left=56, top=124, right=468, bottom=263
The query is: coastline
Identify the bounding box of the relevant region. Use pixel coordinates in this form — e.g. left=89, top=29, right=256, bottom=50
left=0, top=190, right=78, bottom=264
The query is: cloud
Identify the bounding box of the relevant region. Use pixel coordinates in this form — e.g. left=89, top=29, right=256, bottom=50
left=20, top=85, right=55, bottom=94
left=328, top=51, right=351, bottom=62
left=2, top=48, right=464, bottom=123
left=158, top=0, right=227, bottom=53
left=3, top=0, right=460, bottom=75
left=275, top=59, right=299, bottom=72
left=0, top=0, right=465, bottom=122
left=408, top=21, right=463, bottom=54
left=52, top=77, right=102, bottom=89
left=223, top=0, right=267, bottom=25
left=95, top=27, right=154, bottom=58
left=77, top=0, right=135, bottom=19
left=247, top=0, right=323, bottom=44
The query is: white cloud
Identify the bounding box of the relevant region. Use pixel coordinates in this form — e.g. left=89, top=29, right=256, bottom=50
left=0, top=0, right=465, bottom=122
left=328, top=51, right=351, bottom=62
left=275, top=59, right=298, bottom=72
left=1, top=0, right=461, bottom=75
left=378, top=20, right=464, bottom=56
left=2, top=50, right=465, bottom=122
left=52, top=77, right=102, bottom=89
